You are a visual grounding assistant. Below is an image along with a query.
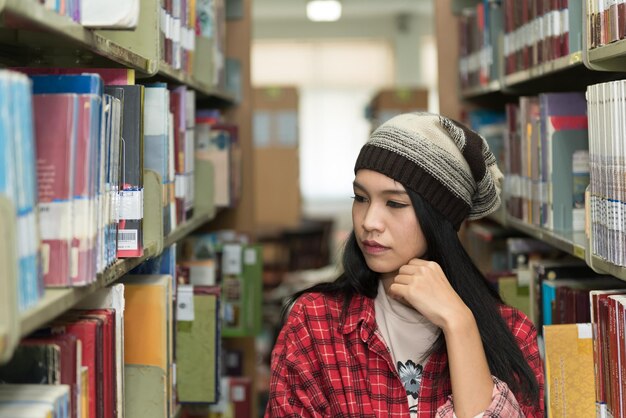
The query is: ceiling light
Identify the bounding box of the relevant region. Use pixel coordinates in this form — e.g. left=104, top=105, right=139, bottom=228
left=306, top=0, right=342, bottom=22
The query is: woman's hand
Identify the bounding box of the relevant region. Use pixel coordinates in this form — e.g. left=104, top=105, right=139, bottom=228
left=388, top=258, right=496, bottom=418
left=386, top=258, right=473, bottom=331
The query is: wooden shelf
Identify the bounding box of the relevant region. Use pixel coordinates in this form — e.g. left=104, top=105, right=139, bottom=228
left=589, top=255, right=626, bottom=281
left=586, top=38, right=626, bottom=72
left=158, top=61, right=235, bottom=103
left=504, top=216, right=587, bottom=258
left=504, top=52, right=583, bottom=88
left=461, top=80, right=502, bottom=99
left=499, top=214, right=626, bottom=282
left=0, top=0, right=157, bottom=74
left=164, top=207, right=216, bottom=247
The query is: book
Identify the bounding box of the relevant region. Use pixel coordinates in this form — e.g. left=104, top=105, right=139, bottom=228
left=59, top=316, right=103, bottom=418
left=32, top=93, right=78, bottom=287
left=0, top=70, right=42, bottom=311
left=0, top=384, right=70, bottom=418
left=79, top=310, right=116, bottom=418
left=222, top=244, right=263, bottom=337
left=80, top=0, right=140, bottom=28
left=538, top=92, right=589, bottom=231
left=590, top=290, right=626, bottom=415
left=121, top=275, right=173, bottom=418
left=195, top=119, right=236, bottom=208
left=176, top=286, right=220, bottom=404
left=0, top=343, right=61, bottom=384
left=142, top=83, right=172, bottom=235
left=21, top=333, right=81, bottom=418
left=105, top=85, right=145, bottom=258
left=0, top=403, right=55, bottom=418
left=75, top=284, right=125, bottom=418
left=542, top=277, right=622, bottom=327
left=543, top=323, right=596, bottom=418
left=13, top=68, right=135, bottom=85
left=32, top=74, right=105, bottom=286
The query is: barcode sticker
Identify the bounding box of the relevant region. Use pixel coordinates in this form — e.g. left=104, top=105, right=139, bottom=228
left=118, top=229, right=138, bottom=250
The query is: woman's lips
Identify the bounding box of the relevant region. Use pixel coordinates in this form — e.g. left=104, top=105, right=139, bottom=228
left=362, top=240, right=389, bottom=254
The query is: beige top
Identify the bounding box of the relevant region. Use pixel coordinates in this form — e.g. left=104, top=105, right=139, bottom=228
left=375, top=280, right=439, bottom=416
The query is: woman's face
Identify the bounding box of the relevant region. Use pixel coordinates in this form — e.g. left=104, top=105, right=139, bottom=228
left=352, top=169, right=427, bottom=279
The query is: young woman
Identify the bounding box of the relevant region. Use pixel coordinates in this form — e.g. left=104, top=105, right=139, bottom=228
left=265, top=112, right=544, bottom=417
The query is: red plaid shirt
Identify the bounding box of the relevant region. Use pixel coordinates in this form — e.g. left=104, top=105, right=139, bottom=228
left=266, top=292, right=545, bottom=417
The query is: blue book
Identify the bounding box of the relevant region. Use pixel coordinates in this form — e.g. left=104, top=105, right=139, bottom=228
left=0, top=72, right=41, bottom=310
left=13, top=75, right=42, bottom=308
left=30, top=74, right=103, bottom=96
left=0, top=73, right=16, bottom=204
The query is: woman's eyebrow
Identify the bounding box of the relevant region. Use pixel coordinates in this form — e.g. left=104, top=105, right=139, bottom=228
left=353, top=181, right=407, bottom=196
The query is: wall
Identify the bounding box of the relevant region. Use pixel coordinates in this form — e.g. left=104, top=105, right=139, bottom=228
left=253, top=13, right=435, bottom=91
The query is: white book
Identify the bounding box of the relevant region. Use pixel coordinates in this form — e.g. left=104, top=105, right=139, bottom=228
left=0, top=384, right=70, bottom=418
left=80, top=0, right=140, bottom=29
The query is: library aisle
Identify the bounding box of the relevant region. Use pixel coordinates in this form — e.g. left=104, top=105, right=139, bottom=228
left=4, top=0, right=626, bottom=417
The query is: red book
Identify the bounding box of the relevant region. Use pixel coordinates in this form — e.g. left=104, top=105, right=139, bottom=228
left=617, top=1, right=626, bottom=39
left=561, top=0, right=569, bottom=55
left=598, top=297, right=613, bottom=409
left=608, top=297, right=620, bottom=417
left=616, top=297, right=626, bottom=417
left=522, top=0, right=530, bottom=69
left=80, top=309, right=116, bottom=418
left=229, top=377, right=252, bottom=418
left=72, top=95, right=96, bottom=286
left=589, top=289, right=624, bottom=405
left=33, top=94, right=77, bottom=287
left=62, top=316, right=103, bottom=418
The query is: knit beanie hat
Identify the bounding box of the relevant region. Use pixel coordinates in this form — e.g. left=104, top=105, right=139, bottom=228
left=354, top=112, right=503, bottom=230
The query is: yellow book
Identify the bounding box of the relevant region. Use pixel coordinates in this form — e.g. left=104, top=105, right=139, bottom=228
left=544, top=323, right=595, bottom=417
left=123, top=275, right=171, bottom=369
left=121, top=275, right=172, bottom=418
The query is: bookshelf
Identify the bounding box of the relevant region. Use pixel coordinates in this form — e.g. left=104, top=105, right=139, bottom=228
left=0, top=0, right=257, bottom=416
left=0, top=0, right=157, bottom=74
left=582, top=0, right=626, bottom=72
left=503, top=51, right=583, bottom=88
left=439, top=0, right=626, bottom=284
left=18, top=160, right=217, bottom=342
left=0, top=0, right=235, bottom=103
left=441, top=2, right=626, bottom=414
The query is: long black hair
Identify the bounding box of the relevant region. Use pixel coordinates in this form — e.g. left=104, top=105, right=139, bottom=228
left=288, top=187, right=540, bottom=407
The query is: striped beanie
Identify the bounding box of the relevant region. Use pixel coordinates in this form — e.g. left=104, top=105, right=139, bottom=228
left=354, top=112, right=503, bottom=230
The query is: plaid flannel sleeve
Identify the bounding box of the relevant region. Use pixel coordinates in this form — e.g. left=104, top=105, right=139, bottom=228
left=264, top=302, right=329, bottom=418
left=436, top=314, right=545, bottom=418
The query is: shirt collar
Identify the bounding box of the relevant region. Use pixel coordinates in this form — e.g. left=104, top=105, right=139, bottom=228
left=338, top=293, right=377, bottom=337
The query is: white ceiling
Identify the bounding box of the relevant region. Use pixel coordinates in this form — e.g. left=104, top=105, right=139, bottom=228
left=252, top=0, right=434, bottom=21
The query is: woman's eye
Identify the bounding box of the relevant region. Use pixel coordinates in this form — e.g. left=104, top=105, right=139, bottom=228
left=351, top=195, right=367, bottom=203
left=387, top=201, right=408, bottom=208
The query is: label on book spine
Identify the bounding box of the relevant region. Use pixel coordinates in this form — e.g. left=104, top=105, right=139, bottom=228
left=39, top=200, right=72, bottom=239
left=118, top=189, right=143, bottom=220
